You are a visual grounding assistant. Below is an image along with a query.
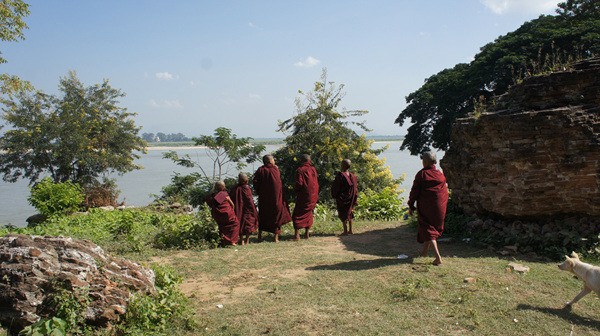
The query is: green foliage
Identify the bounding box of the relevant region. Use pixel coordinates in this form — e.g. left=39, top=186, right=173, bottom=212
left=395, top=4, right=600, bottom=154
left=83, top=177, right=121, bottom=208
left=159, top=127, right=263, bottom=206
left=45, top=285, right=90, bottom=334
left=0, top=71, right=146, bottom=185
left=119, top=265, right=197, bottom=335
left=20, top=317, right=67, bottom=336
left=0, top=0, right=30, bottom=64
left=0, top=209, right=221, bottom=255
left=275, top=69, right=400, bottom=201
left=28, top=177, right=84, bottom=217
left=154, top=205, right=220, bottom=250
left=354, top=187, right=405, bottom=221
left=313, top=202, right=337, bottom=222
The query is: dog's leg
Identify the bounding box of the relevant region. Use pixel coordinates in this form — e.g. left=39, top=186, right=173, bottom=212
left=566, top=287, right=592, bottom=307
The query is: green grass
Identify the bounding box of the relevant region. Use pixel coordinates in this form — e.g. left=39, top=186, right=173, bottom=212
left=4, top=219, right=600, bottom=335
left=143, top=220, right=600, bottom=335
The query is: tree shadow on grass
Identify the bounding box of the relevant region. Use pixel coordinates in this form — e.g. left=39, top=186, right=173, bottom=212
left=336, top=223, right=497, bottom=259
left=517, top=304, right=600, bottom=332
left=307, top=257, right=414, bottom=271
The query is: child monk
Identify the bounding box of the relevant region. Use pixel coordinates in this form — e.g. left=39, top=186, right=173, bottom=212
left=229, top=173, right=258, bottom=245
left=331, top=159, right=358, bottom=235
left=206, top=181, right=240, bottom=246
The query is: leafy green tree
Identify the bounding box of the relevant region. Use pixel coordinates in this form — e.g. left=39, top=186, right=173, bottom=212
left=0, top=71, right=146, bottom=186
left=395, top=1, right=600, bottom=154
left=0, top=0, right=32, bottom=98
left=275, top=69, right=399, bottom=202
left=160, top=127, right=265, bottom=206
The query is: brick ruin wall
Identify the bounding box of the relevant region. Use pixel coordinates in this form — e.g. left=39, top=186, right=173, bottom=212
left=441, top=58, right=600, bottom=218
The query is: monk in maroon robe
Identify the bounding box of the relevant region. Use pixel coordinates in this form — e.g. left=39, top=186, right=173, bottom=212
left=331, top=159, right=358, bottom=235
left=206, top=181, right=240, bottom=246
left=408, top=151, right=449, bottom=266
left=253, top=154, right=292, bottom=242
left=293, top=154, right=319, bottom=240
left=230, top=173, right=258, bottom=245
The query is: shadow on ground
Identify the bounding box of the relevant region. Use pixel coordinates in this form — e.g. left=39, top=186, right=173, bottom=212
left=517, top=304, right=600, bottom=332
left=306, top=223, right=500, bottom=271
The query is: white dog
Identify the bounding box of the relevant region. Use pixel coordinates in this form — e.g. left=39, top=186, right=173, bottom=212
left=558, top=251, right=600, bottom=308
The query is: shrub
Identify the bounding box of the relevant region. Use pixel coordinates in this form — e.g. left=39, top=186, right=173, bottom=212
left=355, top=187, right=405, bottom=221
left=154, top=205, right=220, bottom=250
left=28, top=177, right=84, bottom=217
left=83, top=178, right=121, bottom=208
left=119, top=265, right=197, bottom=335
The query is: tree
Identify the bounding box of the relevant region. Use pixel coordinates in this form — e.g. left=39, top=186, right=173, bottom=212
left=395, top=1, right=600, bottom=154
left=275, top=69, right=399, bottom=202
left=0, top=0, right=32, bottom=98
left=0, top=71, right=146, bottom=186
left=160, top=127, right=265, bottom=206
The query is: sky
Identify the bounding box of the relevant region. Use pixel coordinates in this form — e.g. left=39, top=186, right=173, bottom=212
left=2, top=0, right=560, bottom=138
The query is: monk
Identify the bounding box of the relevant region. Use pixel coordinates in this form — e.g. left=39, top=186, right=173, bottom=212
left=408, top=151, right=449, bottom=266
left=205, top=180, right=240, bottom=246
left=253, top=154, right=292, bottom=242
left=230, top=173, right=258, bottom=245
left=292, top=154, right=319, bottom=240
left=331, top=159, right=358, bottom=235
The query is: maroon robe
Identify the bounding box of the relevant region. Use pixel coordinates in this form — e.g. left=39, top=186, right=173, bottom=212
left=206, top=190, right=240, bottom=245
left=230, top=183, right=258, bottom=236
left=331, top=171, right=358, bottom=221
left=292, top=162, right=319, bottom=229
left=408, top=165, right=449, bottom=243
left=253, top=163, right=292, bottom=234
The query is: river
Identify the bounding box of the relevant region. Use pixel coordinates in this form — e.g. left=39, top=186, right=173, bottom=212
left=0, top=142, right=439, bottom=227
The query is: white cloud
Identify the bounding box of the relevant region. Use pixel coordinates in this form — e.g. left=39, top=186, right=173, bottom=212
left=155, top=72, right=178, bottom=80
left=419, top=31, right=431, bottom=37
left=248, top=93, right=261, bottom=100
left=294, top=56, right=321, bottom=68
left=480, top=0, right=556, bottom=15
left=248, top=21, right=256, bottom=28
left=149, top=99, right=184, bottom=109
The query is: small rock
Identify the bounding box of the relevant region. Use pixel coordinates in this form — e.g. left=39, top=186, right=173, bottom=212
left=438, top=237, right=453, bottom=243
left=499, top=250, right=511, bottom=256
left=98, top=206, right=114, bottom=211
left=508, top=262, right=530, bottom=274
left=463, top=277, right=477, bottom=284
left=216, top=304, right=224, bottom=309
left=504, top=245, right=518, bottom=253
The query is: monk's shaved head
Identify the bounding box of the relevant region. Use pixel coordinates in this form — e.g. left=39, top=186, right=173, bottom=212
left=300, top=154, right=311, bottom=163
left=341, top=159, right=351, bottom=171
left=263, top=154, right=274, bottom=165
left=238, top=173, right=249, bottom=184
left=214, top=180, right=226, bottom=191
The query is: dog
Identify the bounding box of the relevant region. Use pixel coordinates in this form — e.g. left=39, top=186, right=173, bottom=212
left=558, top=251, right=600, bottom=308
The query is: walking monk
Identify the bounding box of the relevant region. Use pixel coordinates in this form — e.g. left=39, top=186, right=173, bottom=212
left=205, top=180, right=240, bottom=246
left=230, top=173, right=258, bottom=245
left=408, top=151, right=449, bottom=266
left=331, top=159, right=358, bottom=235
left=253, top=154, right=292, bottom=242
left=293, top=154, right=319, bottom=240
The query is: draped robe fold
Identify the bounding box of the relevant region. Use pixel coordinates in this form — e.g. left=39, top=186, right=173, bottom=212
left=230, top=184, right=258, bottom=236
left=206, top=190, right=240, bottom=245
left=253, top=163, right=292, bottom=234
left=408, top=165, right=449, bottom=243
left=292, top=162, right=319, bottom=229
left=331, top=171, right=358, bottom=221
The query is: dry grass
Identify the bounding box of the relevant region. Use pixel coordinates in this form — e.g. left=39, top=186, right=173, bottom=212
left=149, top=221, right=600, bottom=335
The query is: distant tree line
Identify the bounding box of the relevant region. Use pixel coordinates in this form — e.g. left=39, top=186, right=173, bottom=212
left=142, top=132, right=191, bottom=143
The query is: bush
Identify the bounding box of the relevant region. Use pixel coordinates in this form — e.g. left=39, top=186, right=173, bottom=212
left=355, top=187, right=405, bottom=221
left=154, top=205, right=220, bottom=250
left=28, top=177, right=84, bottom=217
left=119, top=265, right=197, bottom=335
left=83, top=178, right=121, bottom=208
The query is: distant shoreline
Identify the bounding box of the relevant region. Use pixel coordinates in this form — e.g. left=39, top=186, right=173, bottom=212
left=145, top=136, right=404, bottom=150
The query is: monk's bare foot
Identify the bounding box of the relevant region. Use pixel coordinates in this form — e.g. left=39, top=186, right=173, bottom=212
left=432, top=259, right=442, bottom=266
left=348, top=231, right=353, bottom=235
left=303, top=232, right=309, bottom=239
left=340, top=231, right=349, bottom=236
left=294, top=235, right=300, bottom=241
left=274, top=234, right=279, bottom=243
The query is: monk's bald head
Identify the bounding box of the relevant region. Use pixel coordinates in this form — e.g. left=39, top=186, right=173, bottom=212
left=213, top=180, right=226, bottom=191
left=263, top=154, right=274, bottom=165
left=341, top=159, right=351, bottom=171
left=300, top=154, right=311, bottom=163
left=238, top=173, right=249, bottom=184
